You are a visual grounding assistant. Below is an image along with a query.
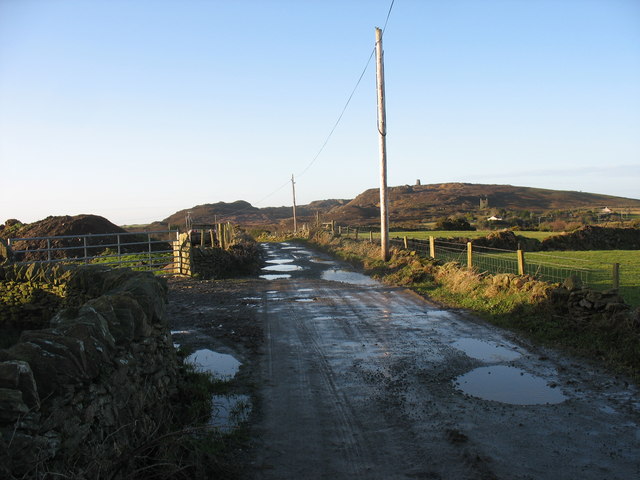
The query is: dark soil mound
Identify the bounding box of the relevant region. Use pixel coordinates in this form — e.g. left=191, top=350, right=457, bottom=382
left=472, top=231, right=542, bottom=251
left=541, top=226, right=640, bottom=251
left=5, top=215, right=160, bottom=261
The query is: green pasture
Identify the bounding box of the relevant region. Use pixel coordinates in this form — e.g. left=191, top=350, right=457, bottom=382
left=384, top=230, right=557, bottom=241
left=526, top=250, right=640, bottom=307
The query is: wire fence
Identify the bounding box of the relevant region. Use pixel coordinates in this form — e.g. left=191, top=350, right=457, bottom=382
left=386, top=235, right=622, bottom=293
left=6, top=231, right=177, bottom=276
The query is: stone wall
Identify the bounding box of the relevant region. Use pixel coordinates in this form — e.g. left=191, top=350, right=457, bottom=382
left=0, top=266, right=180, bottom=478
left=172, top=231, right=261, bottom=279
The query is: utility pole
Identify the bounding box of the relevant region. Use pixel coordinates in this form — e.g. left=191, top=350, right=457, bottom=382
left=291, top=174, right=298, bottom=234
left=375, top=27, right=389, bottom=261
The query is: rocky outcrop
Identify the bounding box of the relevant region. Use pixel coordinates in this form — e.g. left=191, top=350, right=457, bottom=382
left=0, top=265, right=179, bottom=478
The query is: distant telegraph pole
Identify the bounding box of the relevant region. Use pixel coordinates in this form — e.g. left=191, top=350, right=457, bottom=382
left=291, top=174, right=298, bottom=233
left=375, top=27, right=389, bottom=261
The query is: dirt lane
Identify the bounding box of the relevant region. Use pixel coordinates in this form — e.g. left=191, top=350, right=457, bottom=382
left=168, top=242, right=640, bottom=479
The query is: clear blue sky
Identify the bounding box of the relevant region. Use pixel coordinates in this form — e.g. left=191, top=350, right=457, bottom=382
left=1, top=0, right=639, bottom=225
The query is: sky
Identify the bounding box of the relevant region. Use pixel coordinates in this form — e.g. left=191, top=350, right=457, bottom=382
left=1, top=0, right=639, bottom=225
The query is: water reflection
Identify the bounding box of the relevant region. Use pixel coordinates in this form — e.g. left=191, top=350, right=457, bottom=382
left=186, top=349, right=241, bottom=380
left=454, top=365, right=567, bottom=405
left=452, top=338, right=521, bottom=362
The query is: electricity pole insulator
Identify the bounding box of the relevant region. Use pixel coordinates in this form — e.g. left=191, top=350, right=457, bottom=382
left=375, top=27, right=389, bottom=261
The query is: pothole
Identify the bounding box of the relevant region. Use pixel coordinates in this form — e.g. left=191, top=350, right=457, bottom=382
left=451, top=338, right=521, bottom=362
left=262, top=264, right=302, bottom=272
left=321, top=269, right=378, bottom=286
left=186, top=348, right=241, bottom=380
left=453, top=365, right=567, bottom=405
left=265, top=258, right=294, bottom=264
left=260, top=274, right=291, bottom=280
left=209, top=394, right=252, bottom=432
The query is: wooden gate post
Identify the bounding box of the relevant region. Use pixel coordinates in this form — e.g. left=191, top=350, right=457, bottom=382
left=403, top=236, right=408, bottom=249
left=429, top=236, right=435, bottom=259
left=467, top=242, right=473, bottom=269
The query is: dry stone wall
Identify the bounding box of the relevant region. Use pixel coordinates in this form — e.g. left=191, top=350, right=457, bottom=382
left=0, top=265, right=180, bottom=478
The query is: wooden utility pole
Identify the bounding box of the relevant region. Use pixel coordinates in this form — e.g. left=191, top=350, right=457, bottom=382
left=291, top=174, right=298, bottom=233
left=375, top=27, right=389, bottom=261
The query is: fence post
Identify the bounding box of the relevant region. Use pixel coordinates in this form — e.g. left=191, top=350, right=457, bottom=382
left=429, top=236, right=435, bottom=259
left=403, top=236, right=408, bottom=249
left=612, top=263, right=620, bottom=290
left=369, top=231, right=373, bottom=243
left=148, top=233, right=152, bottom=265
left=47, top=238, right=52, bottom=262
left=355, top=228, right=359, bottom=240
left=467, top=242, right=473, bottom=269
left=209, top=229, right=215, bottom=247
left=83, top=237, right=88, bottom=264
left=218, top=224, right=224, bottom=249
left=517, top=250, right=526, bottom=275
left=338, top=226, right=342, bottom=235
left=200, top=229, right=205, bottom=247
left=117, top=234, right=122, bottom=263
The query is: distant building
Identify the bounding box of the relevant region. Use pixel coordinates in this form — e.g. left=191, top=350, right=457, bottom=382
left=487, top=215, right=503, bottom=221
left=416, top=179, right=421, bottom=186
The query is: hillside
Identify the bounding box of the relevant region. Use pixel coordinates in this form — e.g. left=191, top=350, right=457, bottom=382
left=161, top=199, right=349, bottom=229
left=159, top=183, right=640, bottom=229
left=328, top=183, right=640, bottom=225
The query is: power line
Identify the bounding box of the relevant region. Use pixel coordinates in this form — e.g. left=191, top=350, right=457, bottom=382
left=297, top=0, right=396, bottom=179
left=208, top=0, right=397, bottom=223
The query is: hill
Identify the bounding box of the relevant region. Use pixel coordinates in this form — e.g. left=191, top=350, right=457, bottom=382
left=327, top=183, right=640, bottom=225
left=160, top=183, right=640, bottom=229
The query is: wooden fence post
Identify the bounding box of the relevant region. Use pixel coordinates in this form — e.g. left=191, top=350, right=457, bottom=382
left=403, top=236, right=408, bottom=249
left=612, top=263, right=620, bottom=290
left=355, top=228, right=359, bottom=240
left=467, top=242, right=473, bottom=269
left=429, top=236, right=435, bottom=259
left=517, top=250, right=526, bottom=275
left=369, top=231, right=373, bottom=243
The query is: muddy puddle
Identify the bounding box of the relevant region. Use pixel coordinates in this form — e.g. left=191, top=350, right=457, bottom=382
left=210, top=394, right=251, bottom=432
left=186, top=348, right=242, bottom=380
left=185, top=348, right=253, bottom=431
left=452, top=338, right=521, bottom=363
left=454, top=365, right=567, bottom=405
left=321, top=269, right=379, bottom=286
left=262, top=264, right=303, bottom=272
left=260, top=274, right=291, bottom=280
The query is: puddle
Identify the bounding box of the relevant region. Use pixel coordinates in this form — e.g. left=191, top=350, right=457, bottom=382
left=260, top=274, right=291, bottom=280
left=262, top=264, right=302, bottom=272
left=454, top=366, right=567, bottom=405
left=452, top=338, right=521, bottom=362
left=321, top=269, right=378, bottom=286
left=297, top=288, right=314, bottom=292
left=310, top=257, right=334, bottom=264
left=209, top=394, right=251, bottom=432
left=186, top=349, right=241, bottom=380
left=295, top=298, right=315, bottom=303
left=242, top=297, right=261, bottom=301
left=266, top=258, right=294, bottom=264
left=171, top=330, right=190, bottom=335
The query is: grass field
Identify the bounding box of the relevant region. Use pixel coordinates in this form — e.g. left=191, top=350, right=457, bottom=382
left=527, top=250, right=640, bottom=307
left=386, top=230, right=558, bottom=240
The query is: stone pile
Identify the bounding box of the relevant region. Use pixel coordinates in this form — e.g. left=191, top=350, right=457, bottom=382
left=0, top=265, right=180, bottom=478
